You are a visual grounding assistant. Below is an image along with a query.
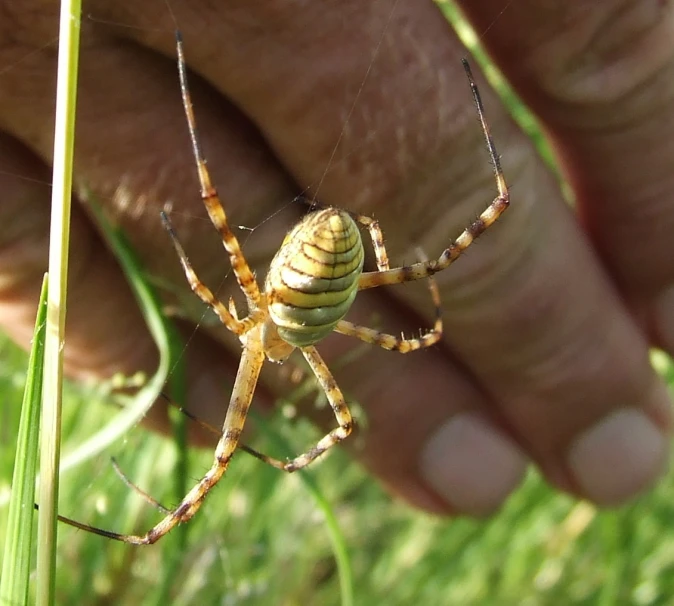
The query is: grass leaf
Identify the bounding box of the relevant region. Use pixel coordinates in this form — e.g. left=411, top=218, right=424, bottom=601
left=0, top=276, right=48, bottom=606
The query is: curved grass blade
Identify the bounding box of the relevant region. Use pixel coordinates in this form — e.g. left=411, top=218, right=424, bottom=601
left=64, top=189, right=189, bottom=560
left=58, top=190, right=178, bottom=473
left=251, top=410, right=354, bottom=606
left=0, top=276, right=48, bottom=606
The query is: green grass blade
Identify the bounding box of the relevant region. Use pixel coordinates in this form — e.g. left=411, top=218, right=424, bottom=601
left=58, top=192, right=177, bottom=473
left=36, top=0, right=82, bottom=603
left=61, top=190, right=188, bottom=561
left=155, top=337, right=189, bottom=604
left=0, top=276, right=48, bottom=606
left=67, top=191, right=189, bottom=560
left=252, top=411, right=354, bottom=606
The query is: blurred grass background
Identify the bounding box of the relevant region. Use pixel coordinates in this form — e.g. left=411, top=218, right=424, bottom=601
left=2, top=2, right=674, bottom=604
left=2, top=339, right=674, bottom=604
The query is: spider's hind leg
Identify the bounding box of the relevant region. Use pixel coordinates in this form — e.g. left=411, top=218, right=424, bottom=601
left=272, top=346, right=354, bottom=473
left=335, top=263, right=443, bottom=353
left=223, top=345, right=354, bottom=473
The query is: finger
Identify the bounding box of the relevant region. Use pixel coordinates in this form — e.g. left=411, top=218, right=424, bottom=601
left=97, top=1, right=672, bottom=508
left=0, top=125, right=272, bottom=446
left=0, top=24, right=289, bottom=436
left=0, top=135, right=269, bottom=445
left=452, top=0, right=674, bottom=499
left=0, top=22, right=299, bottom=273
left=0, top=133, right=157, bottom=383
left=460, top=1, right=674, bottom=352
left=1, top=15, right=311, bottom=341
left=298, top=288, right=528, bottom=516
left=9, top=2, right=660, bottom=516
left=77, top=0, right=532, bottom=514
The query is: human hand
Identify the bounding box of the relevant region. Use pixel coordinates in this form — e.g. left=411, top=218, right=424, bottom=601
left=0, top=0, right=671, bottom=517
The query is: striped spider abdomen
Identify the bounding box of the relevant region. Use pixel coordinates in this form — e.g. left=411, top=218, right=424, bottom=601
left=265, top=208, right=365, bottom=348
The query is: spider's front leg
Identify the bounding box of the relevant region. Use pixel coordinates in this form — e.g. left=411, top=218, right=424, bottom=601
left=357, top=58, right=509, bottom=292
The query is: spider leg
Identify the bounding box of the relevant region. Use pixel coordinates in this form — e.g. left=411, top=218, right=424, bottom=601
left=358, top=59, right=509, bottom=291
left=110, top=457, right=171, bottom=514
left=351, top=213, right=390, bottom=271
left=71, top=331, right=266, bottom=545
left=234, top=444, right=291, bottom=471
left=168, top=391, right=332, bottom=473
left=156, top=345, right=354, bottom=474
left=336, top=269, right=443, bottom=352
left=161, top=211, right=263, bottom=335
left=357, top=191, right=507, bottom=291
left=174, top=32, right=261, bottom=309
left=157, top=390, right=293, bottom=470
left=272, top=346, right=354, bottom=473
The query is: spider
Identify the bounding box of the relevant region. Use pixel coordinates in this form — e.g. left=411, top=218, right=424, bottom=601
left=66, top=32, right=508, bottom=545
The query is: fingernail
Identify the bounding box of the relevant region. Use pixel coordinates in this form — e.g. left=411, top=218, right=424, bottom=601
left=567, top=408, right=669, bottom=506
left=419, top=414, right=527, bottom=516
left=655, top=285, right=674, bottom=354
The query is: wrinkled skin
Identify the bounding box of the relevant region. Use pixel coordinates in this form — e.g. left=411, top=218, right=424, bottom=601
left=0, top=0, right=673, bottom=517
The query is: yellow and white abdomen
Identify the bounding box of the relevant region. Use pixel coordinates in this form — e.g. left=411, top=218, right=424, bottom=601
left=265, top=208, right=364, bottom=348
